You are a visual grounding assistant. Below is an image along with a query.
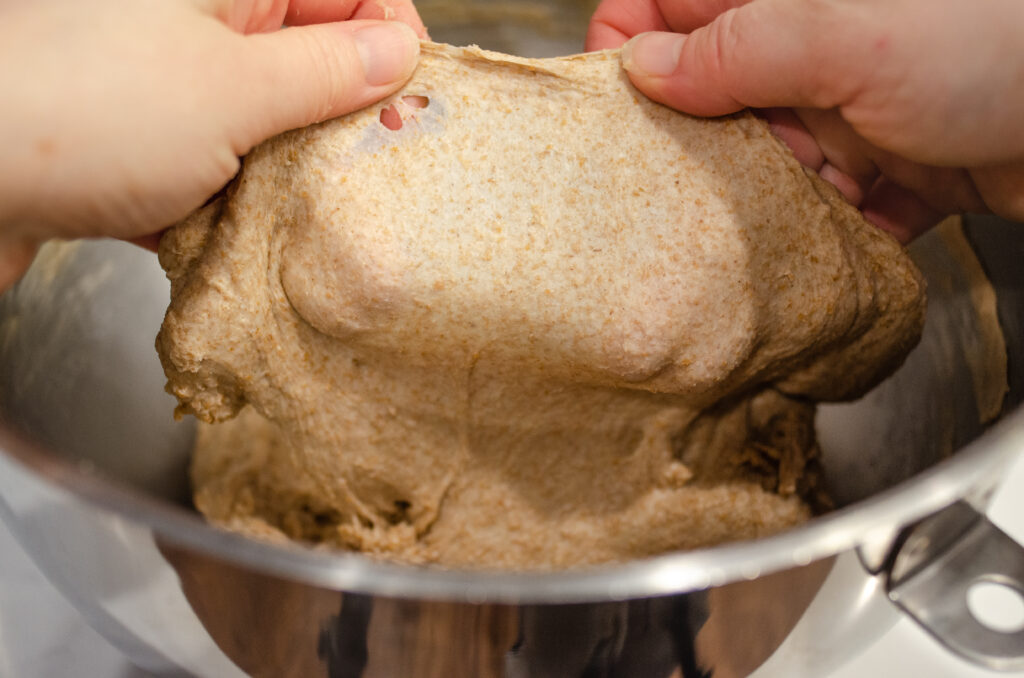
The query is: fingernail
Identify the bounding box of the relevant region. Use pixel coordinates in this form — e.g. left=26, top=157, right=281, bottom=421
left=623, top=32, right=686, bottom=77
left=354, top=22, right=419, bottom=86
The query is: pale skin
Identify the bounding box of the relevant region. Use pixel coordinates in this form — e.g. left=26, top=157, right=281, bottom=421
left=1, top=0, right=1022, bottom=293
left=0, top=0, right=426, bottom=291
left=587, top=0, right=1024, bottom=243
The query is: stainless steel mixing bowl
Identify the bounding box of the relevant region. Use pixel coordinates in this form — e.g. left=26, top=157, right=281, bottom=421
left=2, top=3, right=1024, bottom=675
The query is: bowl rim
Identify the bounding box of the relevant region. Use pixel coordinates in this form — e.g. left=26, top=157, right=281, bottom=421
left=2, top=404, right=1022, bottom=604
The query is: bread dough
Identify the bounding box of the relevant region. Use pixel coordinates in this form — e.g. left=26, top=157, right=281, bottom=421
left=156, top=43, right=925, bottom=569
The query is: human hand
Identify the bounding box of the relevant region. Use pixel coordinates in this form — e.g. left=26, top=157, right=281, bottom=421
left=586, top=0, right=1024, bottom=243
left=0, top=0, right=426, bottom=290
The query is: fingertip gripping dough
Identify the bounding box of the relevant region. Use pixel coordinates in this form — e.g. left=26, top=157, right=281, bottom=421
left=157, top=43, right=925, bottom=569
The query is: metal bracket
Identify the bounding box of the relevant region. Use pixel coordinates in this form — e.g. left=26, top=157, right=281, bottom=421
left=886, top=500, right=1024, bottom=671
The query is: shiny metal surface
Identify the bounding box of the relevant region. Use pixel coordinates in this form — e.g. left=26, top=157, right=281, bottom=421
left=888, top=501, right=1024, bottom=670
left=1, top=3, right=1023, bottom=673
left=154, top=539, right=831, bottom=678
left=0, top=449, right=243, bottom=677
left=6, top=474, right=1021, bottom=678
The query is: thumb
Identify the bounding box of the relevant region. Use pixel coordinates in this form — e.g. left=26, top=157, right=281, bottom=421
left=225, top=20, right=420, bottom=154
left=621, top=1, right=864, bottom=117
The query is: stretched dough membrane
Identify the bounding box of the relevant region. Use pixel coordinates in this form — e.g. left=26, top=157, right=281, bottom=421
left=157, top=43, right=925, bottom=569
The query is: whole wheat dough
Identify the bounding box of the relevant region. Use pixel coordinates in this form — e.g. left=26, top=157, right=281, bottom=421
left=156, top=43, right=926, bottom=570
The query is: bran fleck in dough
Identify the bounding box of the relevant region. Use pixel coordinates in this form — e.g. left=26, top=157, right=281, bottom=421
left=157, top=43, right=926, bottom=570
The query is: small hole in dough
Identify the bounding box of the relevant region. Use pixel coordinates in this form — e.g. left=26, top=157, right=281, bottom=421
left=402, top=95, right=429, bottom=109
left=380, top=96, right=428, bottom=131
left=385, top=500, right=412, bottom=526
left=380, top=105, right=402, bottom=131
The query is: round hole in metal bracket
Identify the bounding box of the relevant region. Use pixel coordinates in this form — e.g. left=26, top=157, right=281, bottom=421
left=966, top=579, right=1024, bottom=634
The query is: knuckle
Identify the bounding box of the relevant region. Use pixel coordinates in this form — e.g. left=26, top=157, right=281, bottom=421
left=695, top=7, right=749, bottom=107
left=703, top=8, right=742, bottom=82
left=291, top=30, right=361, bottom=121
